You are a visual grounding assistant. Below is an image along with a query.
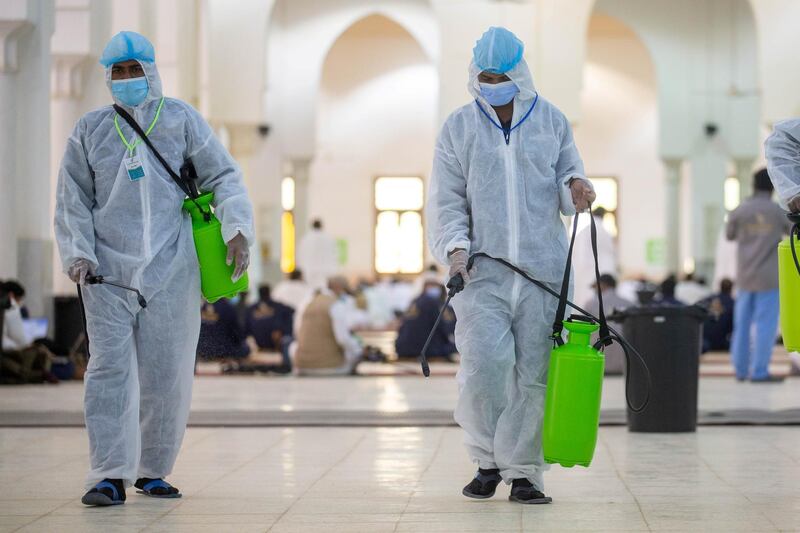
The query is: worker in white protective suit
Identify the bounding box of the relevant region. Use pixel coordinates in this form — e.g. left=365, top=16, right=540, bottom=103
left=54, top=31, right=253, bottom=507
left=427, top=27, right=595, bottom=505
left=297, top=219, right=340, bottom=291
left=573, top=207, right=617, bottom=308
left=765, top=120, right=800, bottom=213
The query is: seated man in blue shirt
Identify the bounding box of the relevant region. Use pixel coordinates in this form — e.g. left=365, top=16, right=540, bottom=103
left=197, top=299, right=250, bottom=362
left=245, top=285, right=294, bottom=351
left=698, top=279, right=735, bottom=353
left=395, top=281, right=457, bottom=361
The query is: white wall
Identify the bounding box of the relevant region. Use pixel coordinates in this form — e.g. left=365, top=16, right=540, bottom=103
left=574, top=14, right=663, bottom=279
left=310, top=15, right=437, bottom=278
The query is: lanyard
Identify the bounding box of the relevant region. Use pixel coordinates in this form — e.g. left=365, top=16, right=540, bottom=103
left=475, top=93, right=539, bottom=145
left=114, top=97, right=165, bottom=154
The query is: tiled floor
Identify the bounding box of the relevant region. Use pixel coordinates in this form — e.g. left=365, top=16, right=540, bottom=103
left=1, top=373, right=799, bottom=415
left=1, top=426, right=799, bottom=532
left=1, top=359, right=799, bottom=531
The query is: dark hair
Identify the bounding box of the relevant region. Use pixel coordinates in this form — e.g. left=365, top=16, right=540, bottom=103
left=593, top=206, right=607, bottom=218
left=2, top=280, right=25, bottom=299
left=660, top=275, right=677, bottom=298
left=753, top=168, right=774, bottom=192
left=289, top=269, right=303, bottom=281
left=720, top=278, right=734, bottom=295
left=598, top=273, right=617, bottom=289
left=258, top=284, right=271, bottom=302
left=312, top=219, right=323, bottom=230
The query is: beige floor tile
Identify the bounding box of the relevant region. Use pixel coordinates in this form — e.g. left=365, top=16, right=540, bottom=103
left=169, top=497, right=295, bottom=515
left=0, top=499, right=70, bottom=516
left=269, top=520, right=399, bottom=533
left=0, top=516, right=38, bottom=533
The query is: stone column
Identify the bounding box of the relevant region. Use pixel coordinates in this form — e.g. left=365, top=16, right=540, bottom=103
left=735, top=158, right=754, bottom=202
left=0, top=12, right=31, bottom=278
left=663, top=158, right=682, bottom=274
left=291, top=157, right=312, bottom=244
left=0, top=0, right=54, bottom=317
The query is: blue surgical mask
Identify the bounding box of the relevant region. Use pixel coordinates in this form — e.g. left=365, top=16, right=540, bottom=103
left=111, top=77, right=149, bottom=107
left=425, top=287, right=442, bottom=299
left=479, top=80, right=519, bottom=106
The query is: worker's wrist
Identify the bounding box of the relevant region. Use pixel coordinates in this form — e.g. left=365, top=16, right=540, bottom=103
left=448, top=248, right=465, bottom=257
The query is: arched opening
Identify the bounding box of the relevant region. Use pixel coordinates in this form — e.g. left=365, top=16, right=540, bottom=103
left=309, top=14, right=437, bottom=278
left=575, top=13, right=660, bottom=280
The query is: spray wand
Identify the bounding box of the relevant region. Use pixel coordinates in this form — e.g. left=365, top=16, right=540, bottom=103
left=419, top=274, right=464, bottom=377
left=85, top=275, right=148, bottom=308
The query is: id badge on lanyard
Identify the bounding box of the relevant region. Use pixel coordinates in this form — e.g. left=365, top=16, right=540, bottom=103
left=114, top=98, right=166, bottom=183
left=124, top=149, right=145, bottom=182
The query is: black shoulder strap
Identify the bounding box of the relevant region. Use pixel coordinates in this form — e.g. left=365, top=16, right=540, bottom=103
left=551, top=214, right=580, bottom=345
left=113, top=104, right=194, bottom=199
left=551, top=208, right=612, bottom=347
left=589, top=211, right=612, bottom=345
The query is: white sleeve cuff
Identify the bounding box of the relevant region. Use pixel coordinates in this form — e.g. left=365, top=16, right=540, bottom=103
left=445, top=239, right=471, bottom=259
left=564, top=173, right=593, bottom=191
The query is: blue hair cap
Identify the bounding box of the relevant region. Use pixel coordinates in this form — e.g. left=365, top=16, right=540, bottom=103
left=100, top=31, right=155, bottom=67
left=473, top=27, right=524, bottom=74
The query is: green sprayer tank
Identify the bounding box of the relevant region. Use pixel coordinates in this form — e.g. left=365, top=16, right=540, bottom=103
left=778, top=213, right=800, bottom=352
left=183, top=191, right=248, bottom=303
left=543, top=317, right=604, bottom=468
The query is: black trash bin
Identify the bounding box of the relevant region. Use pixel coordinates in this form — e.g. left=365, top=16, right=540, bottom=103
left=614, top=305, right=707, bottom=432
left=54, top=296, right=85, bottom=353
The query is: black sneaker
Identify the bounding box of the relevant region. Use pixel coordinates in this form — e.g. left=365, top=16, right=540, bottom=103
left=462, top=468, right=502, bottom=499
left=509, top=478, right=552, bottom=504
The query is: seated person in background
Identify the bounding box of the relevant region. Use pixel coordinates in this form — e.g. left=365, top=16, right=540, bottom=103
left=698, top=279, right=735, bottom=353
left=292, top=276, right=365, bottom=376
left=272, top=269, right=313, bottom=312
left=412, top=264, right=444, bottom=299
left=675, top=273, right=712, bottom=305
left=656, top=275, right=685, bottom=306
left=395, top=281, right=456, bottom=361
left=1, top=282, right=58, bottom=384
left=245, top=285, right=294, bottom=351
left=196, top=298, right=250, bottom=362
left=3, top=280, right=29, bottom=319
left=582, top=274, right=632, bottom=375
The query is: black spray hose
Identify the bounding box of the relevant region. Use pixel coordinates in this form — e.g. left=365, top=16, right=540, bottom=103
left=789, top=213, right=800, bottom=276
left=419, top=254, right=652, bottom=413
left=419, top=275, right=465, bottom=377
left=76, top=284, right=91, bottom=359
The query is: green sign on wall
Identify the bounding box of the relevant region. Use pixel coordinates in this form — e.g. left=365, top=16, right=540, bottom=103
left=646, top=238, right=666, bottom=266
left=336, top=239, right=348, bottom=266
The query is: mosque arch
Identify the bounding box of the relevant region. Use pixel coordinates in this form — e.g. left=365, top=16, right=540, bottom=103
left=311, top=13, right=438, bottom=276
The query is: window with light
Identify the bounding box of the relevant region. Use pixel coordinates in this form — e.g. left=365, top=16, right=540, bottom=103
left=588, top=177, right=619, bottom=237
left=374, top=177, right=424, bottom=274
left=724, top=177, right=741, bottom=212
left=281, top=177, right=296, bottom=273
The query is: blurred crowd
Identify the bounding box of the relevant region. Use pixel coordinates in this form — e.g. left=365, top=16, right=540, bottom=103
left=195, top=264, right=457, bottom=376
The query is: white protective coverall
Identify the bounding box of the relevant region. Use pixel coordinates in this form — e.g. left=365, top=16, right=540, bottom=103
left=765, top=119, right=800, bottom=210
left=297, top=228, right=339, bottom=291
left=427, top=57, right=591, bottom=489
left=573, top=214, right=617, bottom=308
left=54, top=56, right=253, bottom=489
